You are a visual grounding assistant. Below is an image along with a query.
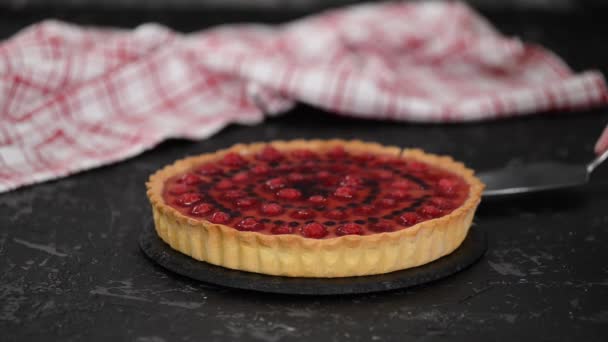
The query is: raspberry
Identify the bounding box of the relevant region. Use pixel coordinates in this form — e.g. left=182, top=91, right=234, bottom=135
left=409, top=161, right=428, bottom=171
left=327, top=146, right=347, bottom=159
left=276, top=188, right=302, bottom=200
left=257, top=146, right=283, bottom=162
left=334, top=187, right=355, bottom=200
left=337, top=223, right=363, bottom=236
left=291, top=149, right=317, bottom=160
left=325, top=209, right=346, bottom=220
left=176, top=193, right=202, bottom=206
left=437, top=178, right=456, bottom=195
left=179, top=173, right=202, bottom=185
left=387, top=189, right=409, bottom=200
left=398, top=212, right=419, bottom=226
left=223, top=190, right=246, bottom=200
left=374, top=170, right=393, bottom=180
left=290, top=209, right=315, bottom=220
left=210, top=211, right=230, bottom=224
left=354, top=153, right=375, bottom=163
left=287, top=173, right=305, bottom=182
left=316, top=171, right=331, bottom=180
left=265, top=177, right=287, bottom=191
left=251, top=164, right=271, bottom=175
left=376, top=198, right=396, bottom=208
left=191, top=203, right=214, bottom=216
left=430, top=197, right=455, bottom=210
left=391, top=180, right=415, bottom=189
left=237, top=217, right=265, bottom=231
left=222, top=152, right=247, bottom=167
left=169, top=184, right=190, bottom=195
left=271, top=224, right=293, bottom=235
left=236, top=197, right=257, bottom=208
left=340, top=174, right=364, bottom=188
left=418, top=205, right=441, bottom=218
left=301, top=222, right=328, bottom=239
left=232, top=172, right=249, bottom=183
left=196, top=164, right=221, bottom=175
left=216, top=179, right=234, bottom=190
left=261, top=203, right=284, bottom=216
left=308, top=195, right=326, bottom=204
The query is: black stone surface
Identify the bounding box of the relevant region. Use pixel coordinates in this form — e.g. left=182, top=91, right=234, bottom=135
left=140, top=223, right=487, bottom=296
left=1, top=8, right=608, bottom=342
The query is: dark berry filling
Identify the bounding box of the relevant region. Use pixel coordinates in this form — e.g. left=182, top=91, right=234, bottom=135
left=163, top=146, right=470, bottom=239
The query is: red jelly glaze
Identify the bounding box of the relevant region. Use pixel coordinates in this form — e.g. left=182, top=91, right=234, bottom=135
left=162, top=146, right=470, bottom=239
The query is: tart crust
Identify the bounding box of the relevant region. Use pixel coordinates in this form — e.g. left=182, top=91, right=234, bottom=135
left=146, top=140, right=484, bottom=278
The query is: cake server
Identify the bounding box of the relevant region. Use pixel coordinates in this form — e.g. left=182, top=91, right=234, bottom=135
left=479, top=150, right=608, bottom=197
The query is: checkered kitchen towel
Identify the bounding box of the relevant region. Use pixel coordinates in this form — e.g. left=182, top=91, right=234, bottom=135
left=1, top=1, right=607, bottom=193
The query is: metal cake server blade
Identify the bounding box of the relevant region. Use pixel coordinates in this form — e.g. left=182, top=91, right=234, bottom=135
left=479, top=150, right=608, bottom=197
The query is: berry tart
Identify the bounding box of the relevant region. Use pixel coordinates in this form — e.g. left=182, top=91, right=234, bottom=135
left=146, top=140, right=484, bottom=278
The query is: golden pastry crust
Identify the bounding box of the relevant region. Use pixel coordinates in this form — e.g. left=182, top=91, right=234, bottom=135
left=146, top=139, right=484, bottom=278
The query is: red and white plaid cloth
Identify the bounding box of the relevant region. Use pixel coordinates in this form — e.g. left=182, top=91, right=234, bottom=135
left=1, top=1, right=607, bottom=193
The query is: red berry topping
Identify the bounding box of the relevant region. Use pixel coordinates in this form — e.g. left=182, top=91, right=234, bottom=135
left=292, top=149, right=317, bottom=160
left=327, top=146, right=347, bottom=159
left=276, top=164, right=294, bottom=173
left=340, top=174, right=364, bottom=187
left=197, top=164, right=221, bottom=175
left=276, top=188, right=302, bottom=200
left=223, top=190, right=246, bottom=200
left=287, top=173, right=305, bottom=182
left=169, top=184, right=190, bottom=195
left=354, top=205, right=376, bottom=216
left=302, top=222, right=328, bottom=239
left=179, top=173, right=202, bottom=185
left=222, top=152, right=247, bottom=167
left=232, top=172, right=249, bottom=183
left=257, top=146, right=283, bottom=162
left=329, top=164, right=347, bottom=173
left=325, top=209, right=347, bottom=220
left=316, top=171, right=331, bottom=180
left=237, top=217, right=265, bottom=231
left=251, top=164, right=271, bottom=175
left=210, top=211, right=231, bottom=224
left=409, top=161, right=428, bottom=171
left=308, top=195, right=326, bottom=204
left=265, top=177, right=287, bottom=191
left=398, top=212, right=419, bottom=226
left=236, top=197, right=257, bottom=208
left=387, top=189, right=409, bottom=200
left=376, top=198, right=396, bottom=208
left=437, top=178, right=456, bottom=195
left=369, top=221, right=394, bottom=232
left=391, top=180, right=417, bottom=190
left=291, top=209, right=315, bottom=220
left=354, top=153, right=376, bottom=163
left=334, top=187, right=355, bottom=200
left=191, top=203, right=214, bottom=216
left=337, top=223, right=364, bottom=236
left=261, top=203, right=283, bottom=216
left=430, top=197, right=456, bottom=210
left=418, top=205, right=441, bottom=218
left=176, top=193, right=202, bottom=206
left=216, top=179, right=234, bottom=190
left=374, top=170, right=393, bottom=180
left=271, top=224, right=293, bottom=235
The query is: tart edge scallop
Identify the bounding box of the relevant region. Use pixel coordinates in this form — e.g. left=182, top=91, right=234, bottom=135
left=146, top=139, right=485, bottom=278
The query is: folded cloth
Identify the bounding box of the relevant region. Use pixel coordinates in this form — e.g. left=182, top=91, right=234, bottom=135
left=1, top=1, right=606, bottom=193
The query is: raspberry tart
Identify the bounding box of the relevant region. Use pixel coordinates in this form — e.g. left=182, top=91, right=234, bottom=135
left=146, top=140, right=484, bottom=278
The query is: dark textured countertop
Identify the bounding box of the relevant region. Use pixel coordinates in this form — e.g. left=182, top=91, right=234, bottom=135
left=1, top=8, right=608, bottom=342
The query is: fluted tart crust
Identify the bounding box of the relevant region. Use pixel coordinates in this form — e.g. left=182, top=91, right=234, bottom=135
left=146, top=140, right=484, bottom=278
